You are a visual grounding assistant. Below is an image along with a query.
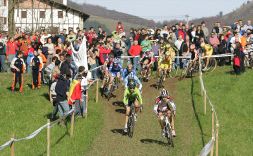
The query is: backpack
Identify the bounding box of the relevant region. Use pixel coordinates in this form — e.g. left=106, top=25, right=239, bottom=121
left=32, top=56, right=41, bottom=70
left=233, top=56, right=240, bottom=67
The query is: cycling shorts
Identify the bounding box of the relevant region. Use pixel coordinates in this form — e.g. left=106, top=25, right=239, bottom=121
left=111, top=71, right=120, bottom=77
left=160, top=63, right=171, bottom=70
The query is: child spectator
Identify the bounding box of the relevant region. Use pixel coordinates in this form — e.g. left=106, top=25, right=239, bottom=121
left=31, top=50, right=43, bottom=89
left=10, top=51, right=26, bottom=92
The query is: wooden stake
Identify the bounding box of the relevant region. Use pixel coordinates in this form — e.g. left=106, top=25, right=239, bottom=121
left=86, top=91, right=88, bottom=118
left=211, top=110, right=215, bottom=156
left=96, top=80, right=99, bottom=103
left=10, top=134, right=15, bottom=156
left=204, top=90, right=207, bottom=115
left=216, top=123, right=219, bottom=156
left=70, top=111, right=75, bottom=137
left=47, top=119, right=50, bottom=156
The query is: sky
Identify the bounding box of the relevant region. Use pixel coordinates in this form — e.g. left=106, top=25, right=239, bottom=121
left=73, top=0, right=249, bottom=21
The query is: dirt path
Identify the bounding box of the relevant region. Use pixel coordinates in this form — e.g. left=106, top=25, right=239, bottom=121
left=86, top=78, right=201, bottom=156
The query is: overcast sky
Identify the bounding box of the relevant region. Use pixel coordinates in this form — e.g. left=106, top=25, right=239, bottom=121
left=73, top=0, right=249, bottom=21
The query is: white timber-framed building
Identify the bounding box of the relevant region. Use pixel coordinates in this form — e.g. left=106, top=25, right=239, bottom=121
left=0, top=0, right=89, bottom=33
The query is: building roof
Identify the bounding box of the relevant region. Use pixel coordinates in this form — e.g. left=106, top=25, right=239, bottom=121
left=49, top=0, right=89, bottom=19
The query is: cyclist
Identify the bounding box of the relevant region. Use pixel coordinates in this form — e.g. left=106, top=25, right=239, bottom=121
left=124, top=72, right=142, bottom=92
left=158, top=52, right=172, bottom=81
left=189, top=44, right=199, bottom=70
left=140, top=51, right=154, bottom=80
left=122, top=63, right=136, bottom=79
left=200, top=42, right=213, bottom=71
left=153, top=89, right=176, bottom=137
left=123, top=81, right=143, bottom=133
left=100, top=66, right=113, bottom=96
left=109, top=58, right=123, bottom=82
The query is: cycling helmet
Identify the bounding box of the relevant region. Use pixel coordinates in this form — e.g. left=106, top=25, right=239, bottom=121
left=160, top=88, right=169, bottom=97
left=113, top=58, right=120, bottom=64
left=128, top=81, right=136, bottom=89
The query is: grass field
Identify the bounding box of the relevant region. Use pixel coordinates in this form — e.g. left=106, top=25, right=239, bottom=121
left=0, top=66, right=252, bottom=156
left=187, top=66, right=253, bottom=155
left=0, top=73, right=103, bottom=156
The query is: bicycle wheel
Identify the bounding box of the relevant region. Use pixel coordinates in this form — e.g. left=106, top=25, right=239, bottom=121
left=169, top=62, right=179, bottom=78
left=206, top=58, right=217, bottom=72
left=165, top=124, right=174, bottom=147
left=128, top=114, right=135, bottom=138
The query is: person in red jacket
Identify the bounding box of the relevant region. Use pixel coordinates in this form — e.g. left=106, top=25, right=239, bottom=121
left=116, top=21, right=124, bottom=33
left=6, top=37, right=17, bottom=72
left=98, top=44, right=112, bottom=65
left=128, top=40, right=142, bottom=71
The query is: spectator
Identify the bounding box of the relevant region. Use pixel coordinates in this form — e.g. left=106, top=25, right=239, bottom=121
left=55, top=72, right=71, bottom=126
left=201, top=21, right=209, bottom=39
left=116, top=21, right=124, bottom=33
left=129, top=40, right=142, bottom=71
left=0, top=39, right=6, bottom=72
left=209, top=32, right=220, bottom=54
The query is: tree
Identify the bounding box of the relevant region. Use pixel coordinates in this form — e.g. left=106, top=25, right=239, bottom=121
left=8, top=0, right=17, bottom=37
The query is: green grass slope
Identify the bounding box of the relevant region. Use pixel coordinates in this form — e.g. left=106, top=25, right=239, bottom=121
left=0, top=74, right=103, bottom=156
left=182, top=66, right=253, bottom=155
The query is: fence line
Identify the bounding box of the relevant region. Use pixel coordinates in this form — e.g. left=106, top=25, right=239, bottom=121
left=0, top=77, right=100, bottom=155
left=198, top=55, right=220, bottom=156
left=1, top=54, right=230, bottom=155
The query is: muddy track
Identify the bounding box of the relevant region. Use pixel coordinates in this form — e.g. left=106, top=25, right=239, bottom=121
left=86, top=78, right=198, bottom=156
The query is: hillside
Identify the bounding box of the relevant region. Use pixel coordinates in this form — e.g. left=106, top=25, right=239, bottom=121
left=68, top=1, right=156, bottom=32
left=160, top=1, right=253, bottom=29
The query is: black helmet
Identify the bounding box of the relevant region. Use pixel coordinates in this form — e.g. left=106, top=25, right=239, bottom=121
left=128, top=81, right=136, bottom=89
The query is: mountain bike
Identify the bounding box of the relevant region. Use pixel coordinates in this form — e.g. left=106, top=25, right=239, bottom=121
left=162, top=112, right=174, bottom=147
left=127, top=103, right=136, bottom=138
left=157, top=70, right=166, bottom=90
left=169, top=62, right=179, bottom=78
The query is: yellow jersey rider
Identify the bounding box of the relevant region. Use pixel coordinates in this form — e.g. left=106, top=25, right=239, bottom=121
left=200, top=42, right=213, bottom=71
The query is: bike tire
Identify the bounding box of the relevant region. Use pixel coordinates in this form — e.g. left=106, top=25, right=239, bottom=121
left=207, top=58, right=217, bottom=72
left=128, top=114, right=135, bottom=138
left=170, top=63, right=179, bottom=78
left=165, top=124, right=174, bottom=147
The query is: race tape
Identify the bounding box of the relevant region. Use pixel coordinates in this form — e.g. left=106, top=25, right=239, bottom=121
left=0, top=139, right=14, bottom=151
left=199, top=139, right=214, bottom=156
left=14, top=123, right=49, bottom=142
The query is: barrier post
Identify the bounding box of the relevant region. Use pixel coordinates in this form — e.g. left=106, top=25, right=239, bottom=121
left=70, top=110, right=75, bottom=137
left=216, top=123, right=219, bottom=156
left=10, top=134, right=15, bottom=156
left=85, top=91, right=88, bottom=118
left=204, top=90, right=207, bottom=115
left=199, top=56, right=203, bottom=96
left=47, top=119, right=50, bottom=156
left=96, top=80, right=99, bottom=103
left=211, top=109, right=215, bottom=156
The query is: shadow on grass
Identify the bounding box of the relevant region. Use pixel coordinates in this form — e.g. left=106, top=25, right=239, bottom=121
left=38, top=131, right=69, bottom=156
left=115, top=109, right=125, bottom=114
left=111, top=129, right=125, bottom=135
left=191, top=77, right=205, bottom=147
left=42, top=93, right=50, bottom=101
left=112, top=101, right=124, bottom=107
left=140, top=139, right=168, bottom=147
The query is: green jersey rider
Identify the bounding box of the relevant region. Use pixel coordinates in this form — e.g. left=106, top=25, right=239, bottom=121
left=123, top=81, right=143, bottom=133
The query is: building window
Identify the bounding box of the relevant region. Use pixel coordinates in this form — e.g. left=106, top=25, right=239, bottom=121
left=21, top=11, right=27, bottom=18
left=40, top=11, right=45, bottom=18
left=58, top=11, right=63, bottom=18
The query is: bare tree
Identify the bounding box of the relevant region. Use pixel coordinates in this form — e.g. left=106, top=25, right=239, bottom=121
left=8, top=0, right=17, bottom=37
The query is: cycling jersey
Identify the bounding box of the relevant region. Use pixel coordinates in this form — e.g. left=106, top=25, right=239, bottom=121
left=202, top=44, right=213, bottom=56
left=123, top=87, right=143, bottom=106
left=109, top=63, right=122, bottom=77
left=158, top=56, right=172, bottom=70
left=154, top=96, right=176, bottom=113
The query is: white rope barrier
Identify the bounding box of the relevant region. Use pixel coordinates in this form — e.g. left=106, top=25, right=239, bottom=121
left=198, top=55, right=220, bottom=156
